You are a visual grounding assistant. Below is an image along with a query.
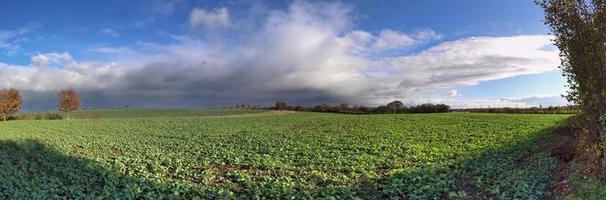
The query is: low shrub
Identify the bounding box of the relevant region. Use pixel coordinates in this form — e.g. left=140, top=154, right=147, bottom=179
left=16, top=114, right=27, bottom=120
left=47, top=113, right=64, bottom=120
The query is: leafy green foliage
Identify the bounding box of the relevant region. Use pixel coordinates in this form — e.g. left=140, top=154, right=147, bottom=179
left=538, top=0, right=606, bottom=176
left=566, top=160, right=606, bottom=200
left=0, top=110, right=569, bottom=199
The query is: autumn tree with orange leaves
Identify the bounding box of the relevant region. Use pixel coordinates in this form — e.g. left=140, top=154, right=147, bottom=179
left=57, top=88, right=81, bottom=120
left=0, top=88, right=23, bottom=121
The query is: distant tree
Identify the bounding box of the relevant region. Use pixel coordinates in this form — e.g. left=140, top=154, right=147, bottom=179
left=406, top=103, right=450, bottom=113
left=269, top=100, right=449, bottom=114
left=374, top=105, right=391, bottom=114
left=0, top=88, right=23, bottom=121
left=339, top=103, right=350, bottom=113
left=435, top=104, right=450, bottom=113
left=313, top=103, right=330, bottom=112
left=275, top=101, right=287, bottom=110
left=538, top=0, right=606, bottom=173
left=57, top=88, right=81, bottom=120
left=356, top=106, right=371, bottom=114
left=386, top=100, right=405, bottom=113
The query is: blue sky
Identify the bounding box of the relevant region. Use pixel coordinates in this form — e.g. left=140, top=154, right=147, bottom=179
left=0, top=0, right=568, bottom=110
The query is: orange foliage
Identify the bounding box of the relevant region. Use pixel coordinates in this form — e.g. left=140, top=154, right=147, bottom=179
left=57, top=88, right=81, bottom=119
left=0, top=88, right=23, bottom=121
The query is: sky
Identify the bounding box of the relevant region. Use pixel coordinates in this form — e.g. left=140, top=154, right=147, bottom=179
left=0, top=0, right=569, bottom=111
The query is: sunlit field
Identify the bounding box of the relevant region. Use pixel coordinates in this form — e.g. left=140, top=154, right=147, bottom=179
left=0, top=110, right=570, bottom=199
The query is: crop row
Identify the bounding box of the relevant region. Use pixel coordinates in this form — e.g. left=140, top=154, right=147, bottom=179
left=0, top=111, right=569, bottom=199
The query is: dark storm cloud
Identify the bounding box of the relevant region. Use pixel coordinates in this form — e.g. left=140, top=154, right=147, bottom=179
left=0, top=2, right=560, bottom=111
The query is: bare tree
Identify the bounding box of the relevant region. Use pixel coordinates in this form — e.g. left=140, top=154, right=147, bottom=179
left=0, top=88, right=23, bottom=121
left=538, top=0, right=606, bottom=174
left=57, top=88, right=81, bottom=120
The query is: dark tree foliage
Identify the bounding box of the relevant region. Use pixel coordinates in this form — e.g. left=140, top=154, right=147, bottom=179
left=409, top=103, right=450, bottom=113
left=386, top=100, right=405, bottom=113
left=458, top=105, right=580, bottom=114
left=223, top=104, right=257, bottom=109
left=274, top=101, right=288, bottom=110
left=272, top=100, right=450, bottom=114
left=374, top=105, right=392, bottom=114
left=339, top=103, right=350, bottom=113
left=537, top=0, right=606, bottom=174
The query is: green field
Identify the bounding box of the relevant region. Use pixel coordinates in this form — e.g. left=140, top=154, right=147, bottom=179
left=23, top=108, right=265, bottom=119
left=0, top=110, right=571, bottom=199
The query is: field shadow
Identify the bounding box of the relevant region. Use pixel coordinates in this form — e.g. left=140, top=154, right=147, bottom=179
left=367, top=124, right=573, bottom=199
left=0, top=139, right=217, bottom=199
left=0, top=123, right=573, bottom=199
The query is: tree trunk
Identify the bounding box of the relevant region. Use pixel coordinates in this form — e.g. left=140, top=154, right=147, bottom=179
left=2, top=115, right=5, bottom=122
left=588, top=102, right=606, bottom=178
left=599, top=110, right=606, bottom=178
left=67, top=112, right=70, bottom=120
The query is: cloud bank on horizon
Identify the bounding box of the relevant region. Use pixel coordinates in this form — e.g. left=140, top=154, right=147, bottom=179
left=0, top=1, right=568, bottom=110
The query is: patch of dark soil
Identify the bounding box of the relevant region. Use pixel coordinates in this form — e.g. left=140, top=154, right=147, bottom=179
left=543, top=125, right=579, bottom=199
left=575, top=132, right=601, bottom=178
left=553, top=125, right=574, bottom=136
left=550, top=125, right=578, bottom=163
left=551, top=146, right=576, bottom=163
left=454, top=175, right=490, bottom=199
left=543, top=161, right=572, bottom=200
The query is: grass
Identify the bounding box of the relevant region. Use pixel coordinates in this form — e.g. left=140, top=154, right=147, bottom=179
left=0, top=110, right=571, bottom=199
left=21, top=108, right=264, bottom=119
left=566, top=162, right=606, bottom=200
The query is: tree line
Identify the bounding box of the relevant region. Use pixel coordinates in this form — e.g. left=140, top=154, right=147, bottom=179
left=0, top=88, right=81, bottom=121
left=456, top=105, right=580, bottom=114
left=271, top=100, right=450, bottom=114
left=223, top=104, right=258, bottom=109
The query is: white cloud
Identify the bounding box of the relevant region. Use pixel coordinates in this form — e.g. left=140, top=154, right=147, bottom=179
left=448, top=89, right=459, bottom=97
left=499, top=95, right=569, bottom=106
left=100, top=28, right=119, bottom=37
left=414, top=29, right=443, bottom=41
left=91, top=47, right=133, bottom=54
left=373, top=29, right=416, bottom=50
left=385, top=35, right=559, bottom=91
left=31, top=52, right=76, bottom=67
left=0, top=1, right=565, bottom=110
left=189, top=7, right=230, bottom=30
left=0, top=27, right=31, bottom=56
left=129, top=0, right=183, bottom=28
left=372, top=29, right=441, bottom=51
left=0, top=28, right=30, bottom=42
left=150, top=0, right=181, bottom=15
left=412, top=95, right=568, bottom=109
left=411, top=97, right=532, bottom=108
